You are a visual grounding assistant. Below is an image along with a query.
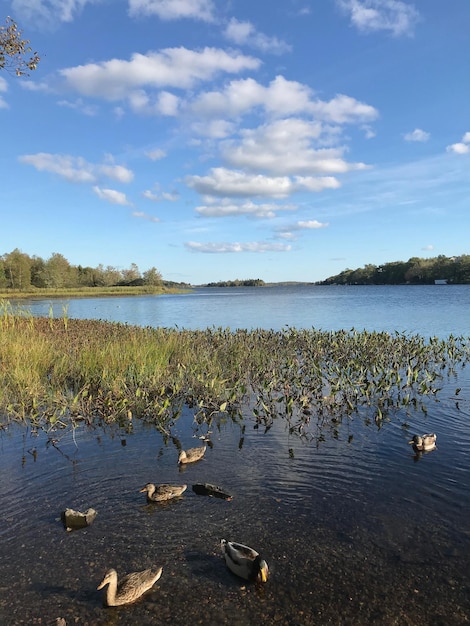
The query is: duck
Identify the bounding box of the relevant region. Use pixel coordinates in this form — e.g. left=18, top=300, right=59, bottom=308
left=140, top=483, right=187, bottom=502
left=61, top=507, right=97, bottom=531
left=221, top=539, right=269, bottom=583
left=192, top=483, right=232, bottom=501
left=178, top=445, right=206, bottom=465
left=97, top=566, right=163, bottom=606
left=408, top=433, right=437, bottom=452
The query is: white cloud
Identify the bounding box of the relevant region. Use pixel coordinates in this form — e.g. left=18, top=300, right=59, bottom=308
left=19, top=152, right=133, bottom=184
left=93, top=186, right=133, bottom=206
left=132, top=210, right=161, bottom=222
left=99, top=163, right=134, bottom=183
left=446, top=131, right=470, bottom=154
left=195, top=200, right=297, bottom=218
left=145, top=148, right=166, bottom=160
left=294, top=220, right=329, bottom=229
left=308, top=93, right=378, bottom=124
left=58, top=48, right=261, bottom=101
left=190, top=75, right=311, bottom=118
left=404, top=128, right=430, bottom=142
left=337, top=0, right=420, bottom=37
left=191, top=119, right=236, bottom=138
left=142, top=188, right=179, bottom=201
left=11, top=0, right=98, bottom=27
left=128, top=90, right=181, bottom=116
left=446, top=143, right=469, bottom=155
left=191, top=76, right=378, bottom=123
left=128, top=0, right=215, bottom=22
left=186, top=167, right=340, bottom=199
left=57, top=98, right=98, bottom=116
left=223, top=18, right=291, bottom=55
left=362, top=124, right=376, bottom=139
left=185, top=241, right=292, bottom=253
left=221, top=118, right=369, bottom=175
left=276, top=219, right=329, bottom=239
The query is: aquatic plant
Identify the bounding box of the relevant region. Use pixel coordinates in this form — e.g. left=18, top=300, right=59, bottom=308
left=0, top=303, right=468, bottom=441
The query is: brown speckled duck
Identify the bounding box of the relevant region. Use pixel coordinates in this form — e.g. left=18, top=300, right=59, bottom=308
left=139, top=483, right=187, bottom=502
left=178, top=445, right=206, bottom=465
left=97, top=566, right=163, bottom=606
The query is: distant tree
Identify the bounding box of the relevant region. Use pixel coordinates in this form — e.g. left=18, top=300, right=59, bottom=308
left=321, top=254, right=470, bottom=286
left=0, top=17, right=40, bottom=76
left=120, top=263, right=141, bottom=285
left=77, top=265, right=100, bottom=287
left=102, top=265, right=123, bottom=287
left=143, top=267, right=162, bottom=286
left=30, top=255, right=47, bottom=288
left=2, top=248, right=31, bottom=289
left=0, top=259, right=7, bottom=288
left=454, top=255, right=470, bottom=283
left=44, top=253, right=72, bottom=288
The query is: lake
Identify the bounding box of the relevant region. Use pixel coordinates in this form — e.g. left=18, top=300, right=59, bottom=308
left=1, top=285, right=469, bottom=625
left=19, top=283, right=470, bottom=337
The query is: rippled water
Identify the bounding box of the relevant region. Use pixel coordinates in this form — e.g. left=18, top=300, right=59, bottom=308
left=1, top=370, right=469, bottom=625
left=18, top=284, right=470, bottom=337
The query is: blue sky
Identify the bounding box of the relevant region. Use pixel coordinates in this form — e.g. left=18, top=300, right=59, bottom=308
left=1, top=0, right=468, bottom=284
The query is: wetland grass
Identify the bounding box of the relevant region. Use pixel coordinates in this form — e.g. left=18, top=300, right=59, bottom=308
left=0, top=285, right=188, bottom=300
left=0, top=302, right=469, bottom=439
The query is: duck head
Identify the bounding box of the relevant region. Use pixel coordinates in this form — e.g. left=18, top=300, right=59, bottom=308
left=254, top=556, right=269, bottom=583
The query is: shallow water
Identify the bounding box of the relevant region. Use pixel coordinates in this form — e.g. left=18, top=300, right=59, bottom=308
left=1, top=370, right=469, bottom=625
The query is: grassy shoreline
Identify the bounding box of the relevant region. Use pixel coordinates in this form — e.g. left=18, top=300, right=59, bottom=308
left=0, top=285, right=190, bottom=300
left=1, top=304, right=469, bottom=437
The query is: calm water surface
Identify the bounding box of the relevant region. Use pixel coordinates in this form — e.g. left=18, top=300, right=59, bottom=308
left=2, top=285, right=470, bottom=624
left=20, top=284, right=470, bottom=337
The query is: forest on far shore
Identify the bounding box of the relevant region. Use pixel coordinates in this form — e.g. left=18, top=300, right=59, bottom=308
left=319, top=254, right=470, bottom=285
left=0, top=248, right=177, bottom=290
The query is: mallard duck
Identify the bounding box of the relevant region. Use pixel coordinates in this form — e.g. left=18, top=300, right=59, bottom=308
left=221, top=539, right=269, bottom=583
left=140, top=483, right=187, bottom=502
left=178, top=445, right=206, bottom=465
left=97, top=566, right=163, bottom=606
left=61, top=507, right=97, bottom=531
left=408, top=433, right=437, bottom=452
left=192, top=483, right=232, bottom=501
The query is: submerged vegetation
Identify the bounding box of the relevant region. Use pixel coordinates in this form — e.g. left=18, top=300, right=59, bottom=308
left=1, top=301, right=468, bottom=442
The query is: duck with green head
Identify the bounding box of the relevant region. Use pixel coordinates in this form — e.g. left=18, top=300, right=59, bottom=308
left=221, top=539, right=269, bottom=583
left=408, top=433, right=437, bottom=452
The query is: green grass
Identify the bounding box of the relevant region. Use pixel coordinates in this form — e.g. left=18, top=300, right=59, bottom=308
left=0, top=285, right=189, bottom=299
left=0, top=301, right=469, bottom=438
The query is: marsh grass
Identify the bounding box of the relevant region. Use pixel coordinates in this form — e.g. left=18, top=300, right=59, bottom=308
left=0, top=301, right=469, bottom=438
left=0, top=285, right=187, bottom=300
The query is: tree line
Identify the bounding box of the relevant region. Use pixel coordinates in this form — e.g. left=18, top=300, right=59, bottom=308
left=320, top=255, right=470, bottom=285
left=0, top=249, right=163, bottom=290
left=203, top=279, right=266, bottom=287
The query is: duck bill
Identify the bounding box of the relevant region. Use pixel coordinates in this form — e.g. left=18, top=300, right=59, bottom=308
left=260, top=564, right=269, bottom=583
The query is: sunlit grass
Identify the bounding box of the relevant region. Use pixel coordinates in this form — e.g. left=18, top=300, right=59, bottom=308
left=0, top=301, right=468, bottom=438
left=0, top=285, right=189, bottom=300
